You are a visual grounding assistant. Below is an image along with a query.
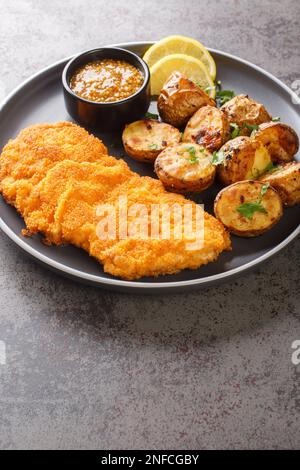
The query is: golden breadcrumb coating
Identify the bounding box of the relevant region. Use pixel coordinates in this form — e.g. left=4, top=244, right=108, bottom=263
left=0, top=122, right=231, bottom=280
left=0, top=121, right=108, bottom=215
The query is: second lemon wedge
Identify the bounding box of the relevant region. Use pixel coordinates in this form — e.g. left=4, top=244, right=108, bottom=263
left=149, top=53, right=215, bottom=97
left=143, top=35, right=216, bottom=80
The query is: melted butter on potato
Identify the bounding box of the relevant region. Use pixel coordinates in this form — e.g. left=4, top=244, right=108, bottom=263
left=248, top=143, right=272, bottom=179
left=155, top=143, right=216, bottom=193
left=217, top=136, right=271, bottom=186
left=214, top=180, right=283, bottom=237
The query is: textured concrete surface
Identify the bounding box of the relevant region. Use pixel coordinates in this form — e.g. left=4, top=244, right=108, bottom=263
left=0, top=0, right=300, bottom=450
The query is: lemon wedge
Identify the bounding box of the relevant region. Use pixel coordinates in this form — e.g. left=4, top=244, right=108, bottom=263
left=143, top=35, right=216, bottom=80
left=149, top=53, right=215, bottom=97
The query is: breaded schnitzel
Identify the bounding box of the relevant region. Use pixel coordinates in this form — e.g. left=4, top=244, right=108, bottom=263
left=0, top=122, right=231, bottom=280
left=0, top=122, right=108, bottom=217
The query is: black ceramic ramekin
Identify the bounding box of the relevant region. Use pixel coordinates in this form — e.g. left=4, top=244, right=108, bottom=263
left=62, top=47, right=150, bottom=131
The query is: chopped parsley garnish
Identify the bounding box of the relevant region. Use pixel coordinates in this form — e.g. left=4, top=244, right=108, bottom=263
left=263, top=161, right=281, bottom=174
left=237, top=183, right=270, bottom=219
left=189, top=155, right=199, bottom=164
left=230, top=122, right=240, bottom=138
left=216, top=89, right=235, bottom=106
left=272, top=116, right=281, bottom=122
left=194, top=82, right=215, bottom=95
left=263, top=161, right=276, bottom=173
left=229, top=122, right=259, bottom=138
left=145, top=112, right=159, bottom=120
left=237, top=202, right=267, bottom=219
left=148, top=143, right=159, bottom=150
left=260, top=182, right=270, bottom=197
left=185, top=145, right=199, bottom=163
left=245, top=123, right=259, bottom=132
left=204, top=86, right=215, bottom=94
left=212, top=150, right=226, bottom=165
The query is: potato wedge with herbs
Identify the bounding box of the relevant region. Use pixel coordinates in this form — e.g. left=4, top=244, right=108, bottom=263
left=157, top=71, right=216, bottom=128
left=154, top=143, right=216, bottom=193
left=183, top=105, right=230, bottom=152
left=221, top=94, right=272, bottom=136
left=214, top=180, right=283, bottom=237
left=122, top=119, right=181, bottom=162
left=216, top=136, right=272, bottom=186
left=253, top=122, right=299, bottom=163
left=260, top=161, right=300, bottom=206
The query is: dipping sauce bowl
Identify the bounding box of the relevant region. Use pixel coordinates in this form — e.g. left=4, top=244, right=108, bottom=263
left=62, top=47, right=151, bottom=131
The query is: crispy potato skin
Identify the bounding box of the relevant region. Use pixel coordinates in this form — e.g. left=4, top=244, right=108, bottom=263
left=157, top=71, right=216, bottom=128
left=260, top=161, right=300, bottom=206
left=214, top=180, right=283, bottom=237
left=221, top=94, right=271, bottom=135
left=154, top=143, right=216, bottom=193
left=217, top=136, right=271, bottom=186
left=183, top=105, right=230, bottom=152
left=254, top=122, right=299, bottom=163
left=122, top=119, right=181, bottom=162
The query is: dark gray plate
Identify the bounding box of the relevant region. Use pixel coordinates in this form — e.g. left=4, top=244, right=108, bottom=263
left=0, top=42, right=299, bottom=292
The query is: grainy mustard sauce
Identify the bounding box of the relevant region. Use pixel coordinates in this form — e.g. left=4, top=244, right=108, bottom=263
left=70, top=59, right=144, bottom=103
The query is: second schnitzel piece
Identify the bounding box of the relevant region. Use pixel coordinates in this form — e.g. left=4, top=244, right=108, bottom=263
left=0, top=121, right=107, bottom=217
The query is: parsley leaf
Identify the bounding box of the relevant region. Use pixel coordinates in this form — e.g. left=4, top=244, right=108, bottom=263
left=245, top=123, right=259, bottom=132
left=185, top=145, right=199, bottom=163
left=145, top=112, right=159, bottom=120
left=272, top=116, right=281, bottom=122
left=237, top=182, right=270, bottom=219
left=204, top=86, right=215, bottom=94
left=237, top=202, right=267, bottom=219
left=260, top=182, right=270, bottom=197
left=230, top=122, right=240, bottom=138
left=212, top=150, right=226, bottom=166
left=214, top=80, right=236, bottom=106
left=263, top=161, right=276, bottom=173
left=216, top=89, right=235, bottom=105
left=194, top=82, right=215, bottom=95
left=263, top=161, right=281, bottom=174
left=148, top=143, right=159, bottom=150
left=189, top=155, right=199, bottom=164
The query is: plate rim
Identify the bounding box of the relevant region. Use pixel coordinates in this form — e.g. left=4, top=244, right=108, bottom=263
left=0, top=41, right=299, bottom=290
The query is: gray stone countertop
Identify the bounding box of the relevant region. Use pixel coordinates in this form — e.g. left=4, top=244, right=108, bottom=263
left=0, top=0, right=299, bottom=449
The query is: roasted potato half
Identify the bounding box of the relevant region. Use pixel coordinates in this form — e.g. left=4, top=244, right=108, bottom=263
left=254, top=122, right=299, bottom=163
left=260, top=161, right=300, bottom=206
left=122, top=119, right=181, bottom=162
left=157, top=71, right=216, bottom=128
left=154, top=143, right=216, bottom=193
left=217, top=136, right=272, bottom=186
left=183, top=105, right=230, bottom=152
left=221, top=94, right=272, bottom=135
left=214, top=180, right=283, bottom=237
